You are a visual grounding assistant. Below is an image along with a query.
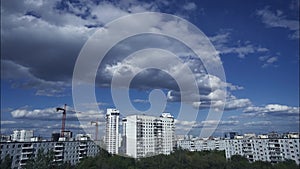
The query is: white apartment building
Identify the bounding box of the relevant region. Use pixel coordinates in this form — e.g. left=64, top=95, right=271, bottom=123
left=0, top=134, right=99, bottom=169
left=122, top=113, right=175, bottom=158
left=224, top=134, right=300, bottom=164
left=177, top=137, right=226, bottom=151
left=11, top=130, right=34, bottom=142
left=105, top=108, right=120, bottom=154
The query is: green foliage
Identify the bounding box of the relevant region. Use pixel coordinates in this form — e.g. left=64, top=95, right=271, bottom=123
left=18, top=148, right=299, bottom=169
left=273, top=159, right=299, bottom=169
left=24, top=149, right=75, bottom=169
left=75, top=149, right=299, bottom=169
left=24, top=149, right=55, bottom=169
left=0, top=154, right=12, bottom=169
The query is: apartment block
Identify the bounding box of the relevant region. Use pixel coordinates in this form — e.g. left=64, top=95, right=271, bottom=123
left=11, top=130, right=34, bottom=142
left=122, top=113, right=175, bottom=158
left=105, top=108, right=120, bottom=154
left=224, top=133, right=300, bottom=164
left=0, top=135, right=100, bottom=169
left=177, top=137, right=226, bottom=151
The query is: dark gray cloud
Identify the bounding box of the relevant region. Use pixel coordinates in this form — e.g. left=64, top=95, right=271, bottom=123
left=1, top=0, right=255, bottom=113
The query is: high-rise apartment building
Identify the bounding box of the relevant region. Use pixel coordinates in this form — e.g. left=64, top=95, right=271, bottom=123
left=122, top=113, right=175, bottom=158
left=105, top=108, right=120, bottom=154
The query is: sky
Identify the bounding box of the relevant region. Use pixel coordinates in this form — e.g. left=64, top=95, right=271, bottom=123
left=1, top=0, right=299, bottom=139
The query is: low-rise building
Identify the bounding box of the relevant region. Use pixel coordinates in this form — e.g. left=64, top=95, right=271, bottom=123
left=224, top=133, right=300, bottom=164
left=0, top=134, right=100, bottom=169
left=177, top=137, right=226, bottom=151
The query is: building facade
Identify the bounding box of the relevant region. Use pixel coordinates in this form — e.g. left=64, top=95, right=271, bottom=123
left=224, top=134, right=300, bottom=164
left=177, top=137, right=226, bottom=151
left=105, top=108, right=120, bottom=154
left=11, top=130, right=34, bottom=142
left=0, top=135, right=99, bottom=169
left=122, top=113, right=175, bottom=158
left=176, top=133, right=299, bottom=165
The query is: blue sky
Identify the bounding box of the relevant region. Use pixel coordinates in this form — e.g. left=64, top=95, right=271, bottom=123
left=1, top=0, right=299, bottom=139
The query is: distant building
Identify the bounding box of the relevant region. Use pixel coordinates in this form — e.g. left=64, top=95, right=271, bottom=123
left=224, top=132, right=238, bottom=139
left=177, top=132, right=300, bottom=165
left=0, top=134, right=11, bottom=142
left=122, top=113, right=175, bottom=158
left=283, top=132, right=300, bottom=139
left=105, top=108, right=120, bottom=154
left=0, top=134, right=99, bottom=169
left=58, top=131, right=73, bottom=141
left=52, top=133, right=60, bottom=142
left=177, top=137, right=226, bottom=151
left=11, top=130, right=34, bottom=142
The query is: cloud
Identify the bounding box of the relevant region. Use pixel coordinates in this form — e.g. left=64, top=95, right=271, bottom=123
left=256, top=7, right=299, bottom=39
left=175, top=119, right=196, bottom=126
left=174, top=119, right=239, bottom=133
left=227, top=83, right=244, bottom=91
left=193, top=120, right=239, bottom=128
left=223, top=97, right=252, bottom=111
left=100, top=37, right=227, bottom=105
left=244, top=121, right=272, bottom=126
left=132, top=99, right=149, bottom=103
left=1, top=121, right=17, bottom=125
left=209, top=31, right=269, bottom=58
left=243, top=104, right=300, bottom=116
left=10, top=106, right=105, bottom=122
left=192, top=95, right=252, bottom=111
left=183, top=2, right=197, bottom=11
left=289, top=0, right=300, bottom=11
left=1, top=60, right=68, bottom=96
left=1, top=0, right=159, bottom=97
left=259, top=55, right=279, bottom=68
left=1, top=0, right=220, bottom=99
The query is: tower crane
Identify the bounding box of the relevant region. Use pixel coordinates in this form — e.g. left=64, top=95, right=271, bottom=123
left=56, top=104, right=67, bottom=137
left=91, top=118, right=99, bottom=141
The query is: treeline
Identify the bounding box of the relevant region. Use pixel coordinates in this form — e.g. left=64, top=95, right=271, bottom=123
left=1, top=149, right=299, bottom=169
left=76, top=149, right=299, bottom=169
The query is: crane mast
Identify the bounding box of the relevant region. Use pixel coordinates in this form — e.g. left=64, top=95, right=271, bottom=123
left=91, top=118, right=99, bottom=141
left=56, top=104, right=67, bottom=137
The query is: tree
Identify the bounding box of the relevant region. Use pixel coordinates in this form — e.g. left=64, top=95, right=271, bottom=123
left=24, top=149, right=56, bottom=169
left=273, top=159, right=299, bottom=169
left=226, top=155, right=251, bottom=169
left=0, top=154, right=12, bottom=169
left=74, top=150, right=300, bottom=169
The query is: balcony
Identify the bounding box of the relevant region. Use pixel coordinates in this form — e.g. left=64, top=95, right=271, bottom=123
left=54, top=158, right=63, bottom=162
left=79, top=151, right=87, bottom=155
left=22, top=145, right=33, bottom=150
left=20, top=162, right=27, bottom=166
left=55, top=154, right=63, bottom=157
left=54, top=149, right=63, bottom=152
left=21, top=156, right=29, bottom=160
left=79, top=144, right=87, bottom=147
left=21, top=151, right=32, bottom=155
left=55, top=144, right=64, bottom=148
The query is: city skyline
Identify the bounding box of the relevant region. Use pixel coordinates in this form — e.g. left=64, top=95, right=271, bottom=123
left=1, top=0, right=299, bottom=138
